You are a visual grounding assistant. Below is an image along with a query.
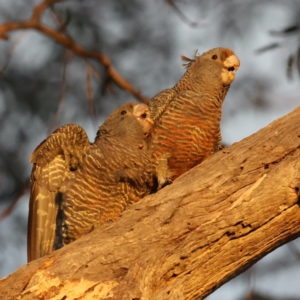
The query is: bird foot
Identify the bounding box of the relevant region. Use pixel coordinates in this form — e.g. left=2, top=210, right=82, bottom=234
left=157, top=178, right=173, bottom=191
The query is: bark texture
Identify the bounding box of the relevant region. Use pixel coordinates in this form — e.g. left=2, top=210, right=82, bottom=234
left=1, top=107, right=300, bottom=300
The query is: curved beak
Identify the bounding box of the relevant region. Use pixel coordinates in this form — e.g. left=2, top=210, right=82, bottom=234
left=224, top=54, right=240, bottom=72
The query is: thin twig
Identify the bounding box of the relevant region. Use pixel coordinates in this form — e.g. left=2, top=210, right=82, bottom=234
left=0, top=31, right=28, bottom=75
left=165, top=0, right=200, bottom=28
left=0, top=0, right=149, bottom=104
left=48, top=50, right=72, bottom=134
left=85, top=62, right=98, bottom=125
left=0, top=178, right=30, bottom=220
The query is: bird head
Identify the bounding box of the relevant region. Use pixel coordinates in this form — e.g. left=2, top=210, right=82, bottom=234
left=96, top=102, right=153, bottom=141
left=182, top=47, right=240, bottom=86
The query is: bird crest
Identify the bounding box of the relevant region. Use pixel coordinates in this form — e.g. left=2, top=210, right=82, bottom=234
left=181, top=49, right=199, bottom=69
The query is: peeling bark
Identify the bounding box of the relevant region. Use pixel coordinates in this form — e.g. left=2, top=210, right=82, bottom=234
left=1, top=107, right=300, bottom=300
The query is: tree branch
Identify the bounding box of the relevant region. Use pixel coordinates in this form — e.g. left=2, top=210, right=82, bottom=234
left=1, top=107, right=300, bottom=299
left=0, top=0, right=149, bottom=104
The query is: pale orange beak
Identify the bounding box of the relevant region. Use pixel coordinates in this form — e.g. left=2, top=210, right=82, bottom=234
left=133, top=103, right=154, bottom=134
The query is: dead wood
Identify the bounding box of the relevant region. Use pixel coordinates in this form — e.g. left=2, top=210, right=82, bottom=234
left=0, top=0, right=149, bottom=104
left=1, top=106, right=300, bottom=300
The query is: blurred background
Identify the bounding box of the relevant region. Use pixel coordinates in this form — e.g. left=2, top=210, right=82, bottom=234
left=0, top=0, right=299, bottom=299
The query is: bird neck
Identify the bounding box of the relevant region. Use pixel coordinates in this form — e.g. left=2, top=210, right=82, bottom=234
left=173, top=68, right=230, bottom=107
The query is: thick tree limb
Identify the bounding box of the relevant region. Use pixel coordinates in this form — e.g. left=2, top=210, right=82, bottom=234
left=1, top=107, right=300, bottom=299
left=0, top=0, right=149, bottom=104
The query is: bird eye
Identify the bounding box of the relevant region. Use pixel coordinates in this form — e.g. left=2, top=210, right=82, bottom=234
left=212, top=54, right=218, bottom=60
left=120, top=110, right=127, bottom=115
left=141, top=113, right=147, bottom=119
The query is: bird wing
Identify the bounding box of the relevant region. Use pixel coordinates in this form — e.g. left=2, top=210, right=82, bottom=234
left=150, top=90, right=223, bottom=183
left=149, top=88, right=176, bottom=121
left=27, top=124, right=90, bottom=262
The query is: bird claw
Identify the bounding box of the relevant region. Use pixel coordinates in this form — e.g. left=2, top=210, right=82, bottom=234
left=157, top=178, right=173, bottom=191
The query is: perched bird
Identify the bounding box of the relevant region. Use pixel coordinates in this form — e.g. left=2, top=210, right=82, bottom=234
left=149, top=48, right=240, bottom=187
left=28, top=102, right=154, bottom=262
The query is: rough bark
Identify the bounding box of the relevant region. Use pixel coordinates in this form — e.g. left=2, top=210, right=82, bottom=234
left=1, top=107, right=300, bottom=300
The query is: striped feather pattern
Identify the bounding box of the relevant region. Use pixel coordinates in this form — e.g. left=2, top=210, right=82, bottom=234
left=150, top=48, right=240, bottom=183
left=28, top=102, right=155, bottom=260
left=28, top=124, right=90, bottom=262
left=62, top=112, right=154, bottom=245
left=152, top=92, right=222, bottom=179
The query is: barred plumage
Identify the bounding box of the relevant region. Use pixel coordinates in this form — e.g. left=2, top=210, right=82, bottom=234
left=149, top=48, right=240, bottom=187
left=28, top=102, right=154, bottom=261
left=61, top=105, right=155, bottom=245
